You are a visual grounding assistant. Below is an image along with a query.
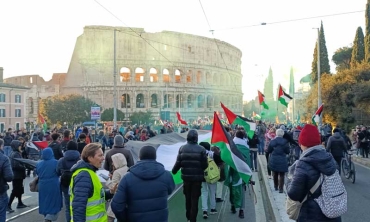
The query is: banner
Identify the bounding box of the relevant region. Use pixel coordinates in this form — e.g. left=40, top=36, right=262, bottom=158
left=91, top=106, right=101, bottom=120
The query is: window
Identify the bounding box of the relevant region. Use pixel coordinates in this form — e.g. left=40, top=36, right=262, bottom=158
left=15, top=95, right=21, bottom=103
left=0, top=94, right=5, bottom=102
left=15, top=109, right=21, bottom=117
left=0, top=123, right=4, bottom=133
left=0, top=109, right=5, bottom=117
left=15, top=123, right=20, bottom=131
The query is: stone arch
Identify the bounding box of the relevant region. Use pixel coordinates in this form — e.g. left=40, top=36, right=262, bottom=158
left=149, top=68, right=158, bottom=83
left=196, top=71, right=202, bottom=84
left=176, top=94, right=185, bottom=108
left=197, top=95, right=204, bottom=108
left=163, top=68, right=170, bottom=83
left=225, top=74, right=230, bottom=86
left=136, top=93, right=145, bottom=108
left=135, top=67, right=145, bottom=82
left=120, top=67, right=131, bottom=82
left=187, top=94, right=195, bottom=108
left=186, top=70, right=192, bottom=83
left=213, top=73, right=219, bottom=85
left=121, top=93, right=131, bottom=108
left=206, top=72, right=212, bottom=84
left=207, top=95, right=213, bottom=108
left=164, top=93, right=172, bottom=108
left=220, top=74, right=225, bottom=86
left=175, top=69, right=182, bottom=83
left=150, top=94, right=158, bottom=108
left=213, top=95, right=219, bottom=106
left=29, top=97, right=34, bottom=114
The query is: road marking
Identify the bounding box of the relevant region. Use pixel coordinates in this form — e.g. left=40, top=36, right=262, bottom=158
left=12, top=195, right=31, bottom=204
left=5, top=206, right=39, bottom=222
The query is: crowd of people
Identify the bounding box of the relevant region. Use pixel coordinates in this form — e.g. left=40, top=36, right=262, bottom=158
left=0, top=119, right=363, bottom=222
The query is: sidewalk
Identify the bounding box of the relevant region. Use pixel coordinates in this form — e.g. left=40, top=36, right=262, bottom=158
left=352, top=155, right=370, bottom=168
left=257, top=155, right=294, bottom=222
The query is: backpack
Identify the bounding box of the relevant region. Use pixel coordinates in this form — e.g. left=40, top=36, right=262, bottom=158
left=314, top=170, right=347, bottom=218
left=60, top=160, right=73, bottom=187
left=204, top=157, right=220, bottom=184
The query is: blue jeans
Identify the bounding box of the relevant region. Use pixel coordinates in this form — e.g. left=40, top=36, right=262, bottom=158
left=258, top=139, right=265, bottom=154
left=62, top=186, right=71, bottom=222
left=0, top=192, right=8, bottom=222
left=250, top=150, right=257, bottom=170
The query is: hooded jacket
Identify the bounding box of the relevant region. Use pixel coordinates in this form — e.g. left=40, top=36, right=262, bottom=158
left=9, top=140, right=26, bottom=179
left=111, top=160, right=175, bottom=222
left=0, top=149, right=13, bottom=194
left=267, top=136, right=290, bottom=172
left=287, top=145, right=341, bottom=222
left=104, top=145, right=134, bottom=173
left=326, top=132, right=347, bottom=157
left=56, top=149, right=80, bottom=187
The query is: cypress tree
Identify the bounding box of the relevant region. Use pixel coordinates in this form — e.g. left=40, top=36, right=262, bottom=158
left=351, top=27, right=365, bottom=67
left=365, top=0, right=370, bottom=62
left=311, top=21, right=331, bottom=83
left=263, top=67, right=274, bottom=101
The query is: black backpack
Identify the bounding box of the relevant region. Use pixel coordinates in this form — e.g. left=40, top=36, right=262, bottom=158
left=60, top=160, right=73, bottom=187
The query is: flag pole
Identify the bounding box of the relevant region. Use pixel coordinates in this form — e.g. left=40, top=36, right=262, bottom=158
left=276, top=84, right=279, bottom=123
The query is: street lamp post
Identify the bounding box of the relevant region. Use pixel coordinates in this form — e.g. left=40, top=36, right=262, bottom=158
left=313, top=27, right=321, bottom=125
left=113, top=29, right=118, bottom=130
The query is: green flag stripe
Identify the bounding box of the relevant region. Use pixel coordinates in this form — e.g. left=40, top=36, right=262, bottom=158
left=262, top=101, right=269, bottom=110
left=279, top=97, right=289, bottom=107
left=233, top=117, right=255, bottom=138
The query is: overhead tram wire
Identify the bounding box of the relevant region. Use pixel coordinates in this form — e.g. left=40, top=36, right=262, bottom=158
left=213, top=10, right=365, bottom=31
left=198, top=0, right=231, bottom=75
left=94, top=0, right=178, bottom=68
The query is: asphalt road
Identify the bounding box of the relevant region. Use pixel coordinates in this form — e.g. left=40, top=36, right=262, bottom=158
left=341, top=163, right=370, bottom=222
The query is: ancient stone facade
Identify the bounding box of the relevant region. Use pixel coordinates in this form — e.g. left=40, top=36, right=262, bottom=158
left=5, top=26, right=244, bottom=122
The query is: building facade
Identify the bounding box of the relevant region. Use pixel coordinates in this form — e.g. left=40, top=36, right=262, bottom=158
left=5, top=26, right=244, bottom=123
left=0, top=67, right=30, bottom=131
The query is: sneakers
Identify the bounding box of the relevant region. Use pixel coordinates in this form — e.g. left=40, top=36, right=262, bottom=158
left=210, top=209, right=218, bottom=214
left=203, top=211, right=208, bottom=219
left=7, top=206, right=14, bottom=213
left=17, top=203, right=28, bottom=209
left=231, top=205, right=236, bottom=214
left=239, top=210, right=245, bottom=219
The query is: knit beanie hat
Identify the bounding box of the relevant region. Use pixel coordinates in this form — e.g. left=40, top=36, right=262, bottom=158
left=139, top=146, right=156, bottom=160
left=114, top=135, right=124, bottom=146
left=66, top=141, right=78, bottom=151
left=298, top=124, right=321, bottom=147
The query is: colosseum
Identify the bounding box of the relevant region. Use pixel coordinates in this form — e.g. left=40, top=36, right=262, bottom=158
left=5, top=25, right=243, bottom=123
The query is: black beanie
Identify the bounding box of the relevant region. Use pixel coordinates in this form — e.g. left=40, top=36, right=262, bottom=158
left=66, top=141, right=78, bottom=151
left=199, top=142, right=210, bottom=151
left=140, top=146, right=157, bottom=160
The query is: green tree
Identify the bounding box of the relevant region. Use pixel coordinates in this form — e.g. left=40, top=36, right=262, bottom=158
left=129, top=110, right=154, bottom=125
left=101, top=108, right=125, bottom=121
left=311, top=21, right=331, bottom=83
left=351, top=27, right=365, bottom=67
left=365, top=0, right=370, bottom=63
left=332, top=47, right=352, bottom=72
left=40, top=94, right=97, bottom=125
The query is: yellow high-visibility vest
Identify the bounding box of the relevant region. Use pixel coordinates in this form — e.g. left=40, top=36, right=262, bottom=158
left=70, top=168, right=107, bottom=222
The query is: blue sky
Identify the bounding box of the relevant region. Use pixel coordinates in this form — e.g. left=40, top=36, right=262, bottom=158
left=0, top=0, right=367, bottom=101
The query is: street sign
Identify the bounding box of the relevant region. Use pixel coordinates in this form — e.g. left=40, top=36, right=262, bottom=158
left=91, top=106, right=101, bottom=120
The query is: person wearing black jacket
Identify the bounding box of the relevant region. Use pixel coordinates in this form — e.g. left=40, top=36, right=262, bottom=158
left=326, top=128, right=347, bottom=174
left=48, top=133, right=64, bottom=160
left=0, top=139, right=14, bottom=220
left=248, top=134, right=259, bottom=171
left=172, top=130, right=208, bottom=222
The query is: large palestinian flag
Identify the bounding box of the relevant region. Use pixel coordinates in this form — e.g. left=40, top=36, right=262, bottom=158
left=124, top=130, right=212, bottom=184
left=278, top=85, right=293, bottom=107
left=211, top=112, right=252, bottom=184
left=221, top=103, right=256, bottom=138
left=258, top=90, right=269, bottom=110
left=312, top=104, right=324, bottom=126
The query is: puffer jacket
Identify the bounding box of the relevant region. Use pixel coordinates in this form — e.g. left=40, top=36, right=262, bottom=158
left=70, top=160, right=113, bottom=222
left=268, top=136, right=290, bottom=172
left=56, top=150, right=80, bottom=187
left=287, top=145, right=341, bottom=222
left=0, top=150, right=14, bottom=194
left=48, top=141, right=64, bottom=160
left=111, top=160, right=175, bottom=222
left=171, top=142, right=208, bottom=182
left=326, top=132, right=347, bottom=157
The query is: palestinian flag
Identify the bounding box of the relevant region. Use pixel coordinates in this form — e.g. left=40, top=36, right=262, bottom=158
left=221, top=103, right=256, bottom=138
left=258, top=90, right=269, bottom=110
left=123, top=130, right=212, bottom=185
left=176, top=112, right=187, bottom=125
left=278, top=85, right=293, bottom=107
left=38, top=113, right=47, bottom=132
left=312, top=104, right=324, bottom=126
left=211, top=112, right=252, bottom=184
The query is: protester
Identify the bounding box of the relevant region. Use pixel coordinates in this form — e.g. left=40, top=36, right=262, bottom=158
left=104, top=135, right=134, bottom=173
left=326, top=128, right=347, bottom=174
left=70, top=143, right=114, bottom=221
left=49, top=133, right=63, bottom=160
left=36, top=148, right=63, bottom=221
left=287, top=124, right=342, bottom=222
left=77, top=133, right=87, bottom=154
left=56, top=141, right=80, bottom=222
left=265, top=128, right=276, bottom=179
left=172, top=130, right=208, bottom=222
left=112, top=146, right=175, bottom=222
left=0, top=138, right=14, bottom=221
